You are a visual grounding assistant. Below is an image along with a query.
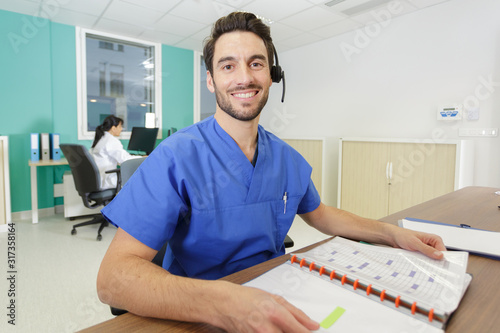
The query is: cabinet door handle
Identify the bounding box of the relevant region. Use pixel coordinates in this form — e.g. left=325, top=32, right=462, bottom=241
left=386, top=162, right=390, bottom=180
left=389, top=162, right=393, bottom=180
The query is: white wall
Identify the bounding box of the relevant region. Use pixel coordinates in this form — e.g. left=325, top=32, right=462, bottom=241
left=261, top=0, right=500, bottom=206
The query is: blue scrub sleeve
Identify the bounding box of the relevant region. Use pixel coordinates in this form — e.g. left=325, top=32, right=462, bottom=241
left=101, top=148, right=188, bottom=251
left=297, top=178, right=321, bottom=214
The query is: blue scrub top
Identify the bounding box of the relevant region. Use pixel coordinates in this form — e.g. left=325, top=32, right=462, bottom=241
left=102, top=116, right=321, bottom=280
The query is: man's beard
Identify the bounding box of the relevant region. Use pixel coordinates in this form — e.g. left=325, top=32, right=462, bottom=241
left=214, top=83, right=269, bottom=121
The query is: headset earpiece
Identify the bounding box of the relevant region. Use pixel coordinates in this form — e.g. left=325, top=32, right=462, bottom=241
left=271, top=64, right=283, bottom=83
left=270, top=44, right=286, bottom=102
left=270, top=44, right=283, bottom=83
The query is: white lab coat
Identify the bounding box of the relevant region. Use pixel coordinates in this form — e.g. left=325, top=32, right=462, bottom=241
left=91, top=132, right=137, bottom=189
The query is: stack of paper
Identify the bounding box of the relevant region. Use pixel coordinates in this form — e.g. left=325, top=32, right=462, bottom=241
left=399, top=218, right=500, bottom=259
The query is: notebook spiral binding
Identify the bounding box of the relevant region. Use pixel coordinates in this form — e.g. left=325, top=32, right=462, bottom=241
left=289, top=254, right=443, bottom=324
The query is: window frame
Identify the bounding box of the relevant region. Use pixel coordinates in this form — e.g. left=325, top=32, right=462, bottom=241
left=76, top=27, right=162, bottom=140
left=194, top=51, right=216, bottom=123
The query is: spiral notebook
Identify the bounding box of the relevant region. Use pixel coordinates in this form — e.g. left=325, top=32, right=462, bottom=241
left=245, top=237, right=471, bottom=332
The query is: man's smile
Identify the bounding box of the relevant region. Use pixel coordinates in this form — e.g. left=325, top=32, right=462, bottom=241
left=232, top=91, right=258, bottom=99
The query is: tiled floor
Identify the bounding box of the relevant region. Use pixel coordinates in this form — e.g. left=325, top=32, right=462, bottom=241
left=1, top=215, right=116, bottom=333
left=0, top=213, right=329, bottom=332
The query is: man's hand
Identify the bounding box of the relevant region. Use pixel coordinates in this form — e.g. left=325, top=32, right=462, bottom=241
left=389, top=227, right=446, bottom=260
left=213, top=282, right=320, bottom=332
left=300, top=203, right=447, bottom=261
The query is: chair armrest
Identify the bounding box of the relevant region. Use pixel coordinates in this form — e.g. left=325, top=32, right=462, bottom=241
left=105, top=168, right=121, bottom=192
left=81, top=194, right=104, bottom=209
left=284, top=235, right=294, bottom=248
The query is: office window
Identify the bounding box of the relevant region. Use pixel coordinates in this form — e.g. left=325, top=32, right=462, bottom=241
left=76, top=28, right=162, bottom=140
left=200, top=55, right=216, bottom=121
left=194, top=52, right=216, bottom=123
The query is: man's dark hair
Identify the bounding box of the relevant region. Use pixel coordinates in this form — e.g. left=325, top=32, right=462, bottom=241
left=203, top=11, right=274, bottom=75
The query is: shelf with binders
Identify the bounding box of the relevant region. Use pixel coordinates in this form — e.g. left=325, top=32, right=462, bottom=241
left=30, top=133, right=62, bottom=162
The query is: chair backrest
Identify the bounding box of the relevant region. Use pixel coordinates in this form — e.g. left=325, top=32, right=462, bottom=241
left=60, top=144, right=101, bottom=196
left=120, top=157, right=147, bottom=184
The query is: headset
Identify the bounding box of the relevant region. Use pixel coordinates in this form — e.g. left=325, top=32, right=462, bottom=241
left=270, top=44, right=286, bottom=103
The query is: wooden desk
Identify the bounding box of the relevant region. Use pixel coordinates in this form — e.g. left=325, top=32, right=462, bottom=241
left=80, top=186, right=500, bottom=332
left=29, top=158, right=68, bottom=223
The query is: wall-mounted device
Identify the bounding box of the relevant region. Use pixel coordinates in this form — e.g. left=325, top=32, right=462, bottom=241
left=437, top=104, right=462, bottom=120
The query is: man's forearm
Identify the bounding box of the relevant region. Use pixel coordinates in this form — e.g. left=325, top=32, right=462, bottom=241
left=300, top=203, right=445, bottom=259
left=300, top=203, right=397, bottom=245
left=97, top=252, right=234, bottom=326
left=96, top=252, right=321, bottom=331
left=96, top=227, right=235, bottom=327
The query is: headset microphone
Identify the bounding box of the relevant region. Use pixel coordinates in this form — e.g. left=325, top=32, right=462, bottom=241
left=270, top=45, right=286, bottom=103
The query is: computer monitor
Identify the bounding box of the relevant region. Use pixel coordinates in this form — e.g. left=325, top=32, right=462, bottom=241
left=127, top=127, right=159, bottom=155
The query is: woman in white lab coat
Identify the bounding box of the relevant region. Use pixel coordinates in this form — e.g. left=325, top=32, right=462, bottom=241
left=91, top=115, right=137, bottom=189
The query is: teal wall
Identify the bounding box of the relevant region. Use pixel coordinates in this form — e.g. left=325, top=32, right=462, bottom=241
left=0, top=9, right=194, bottom=213
left=162, top=44, right=194, bottom=133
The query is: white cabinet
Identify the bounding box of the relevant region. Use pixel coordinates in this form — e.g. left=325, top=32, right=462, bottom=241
left=338, top=138, right=473, bottom=219
left=0, top=136, right=11, bottom=225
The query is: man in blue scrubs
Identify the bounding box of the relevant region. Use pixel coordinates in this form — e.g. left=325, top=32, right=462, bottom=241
left=97, top=12, right=446, bottom=332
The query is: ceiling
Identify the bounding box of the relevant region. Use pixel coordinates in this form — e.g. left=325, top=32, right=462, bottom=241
left=1, top=0, right=452, bottom=52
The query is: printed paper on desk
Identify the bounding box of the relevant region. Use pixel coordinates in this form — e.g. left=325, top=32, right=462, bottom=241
left=244, top=263, right=443, bottom=333
left=399, top=218, right=500, bottom=258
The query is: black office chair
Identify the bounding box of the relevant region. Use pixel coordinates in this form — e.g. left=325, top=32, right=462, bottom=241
left=60, top=144, right=120, bottom=241
left=119, top=157, right=146, bottom=186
